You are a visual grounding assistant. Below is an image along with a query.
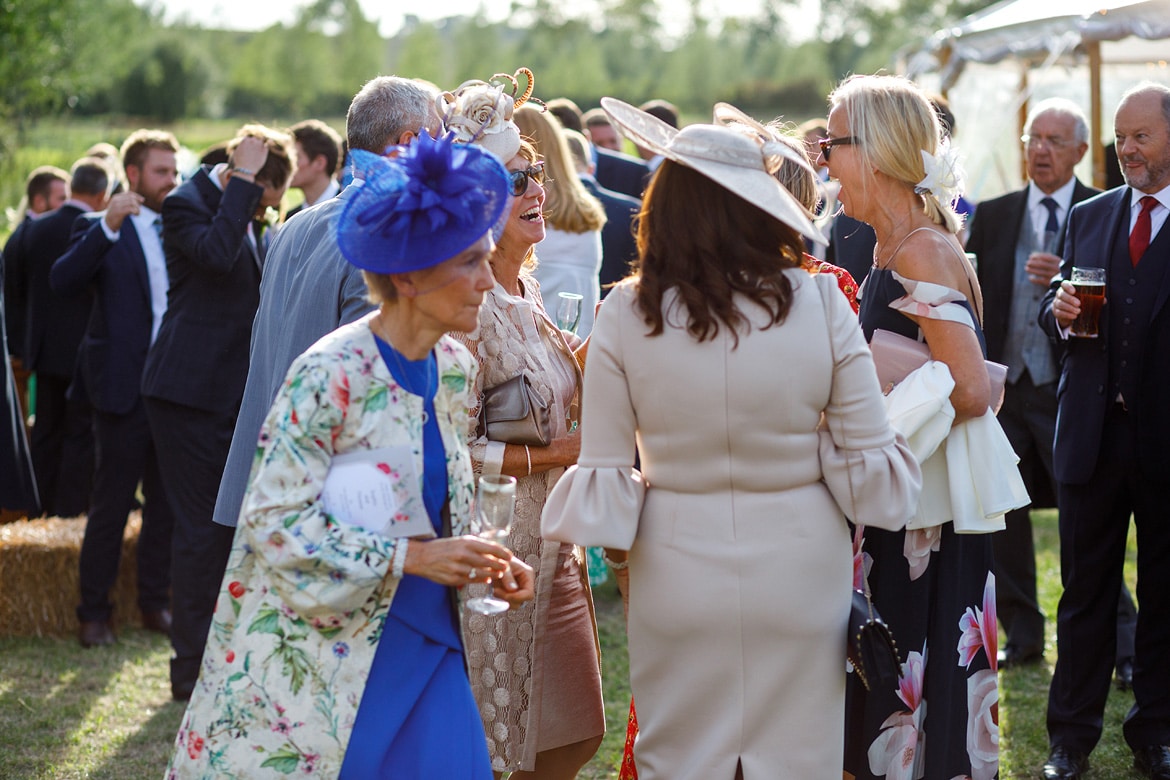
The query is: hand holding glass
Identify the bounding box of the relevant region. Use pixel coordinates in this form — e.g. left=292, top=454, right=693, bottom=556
left=556, top=292, right=583, bottom=334
left=466, top=475, right=517, bottom=615
left=1069, top=267, right=1105, bottom=338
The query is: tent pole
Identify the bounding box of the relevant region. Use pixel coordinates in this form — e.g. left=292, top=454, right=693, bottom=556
left=1019, top=68, right=1029, bottom=183
left=1088, top=39, right=1105, bottom=189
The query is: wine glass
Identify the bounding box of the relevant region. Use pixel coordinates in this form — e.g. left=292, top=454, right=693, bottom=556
left=556, top=292, right=583, bottom=334
left=466, top=474, right=517, bottom=615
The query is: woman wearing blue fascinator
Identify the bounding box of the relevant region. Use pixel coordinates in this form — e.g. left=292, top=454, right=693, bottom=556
left=167, top=131, right=536, bottom=779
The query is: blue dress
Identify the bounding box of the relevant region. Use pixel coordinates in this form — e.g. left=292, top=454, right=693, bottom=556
left=843, top=267, right=998, bottom=780
left=339, top=339, right=492, bottom=778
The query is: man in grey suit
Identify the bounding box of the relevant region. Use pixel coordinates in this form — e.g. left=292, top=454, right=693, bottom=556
left=212, top=76, right=440, bottom=529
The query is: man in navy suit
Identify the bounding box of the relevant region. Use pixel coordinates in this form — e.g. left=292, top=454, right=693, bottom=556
left=1039, top=82, right=1170, bottom=780
left=51, top=130, right=181, bottom=647
left=7, top=158, right=109, bottom=516
left=141, top=124, right=294, bottom=700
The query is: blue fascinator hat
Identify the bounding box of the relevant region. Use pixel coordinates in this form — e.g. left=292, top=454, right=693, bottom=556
left=337, top=130, right=510, bottom=274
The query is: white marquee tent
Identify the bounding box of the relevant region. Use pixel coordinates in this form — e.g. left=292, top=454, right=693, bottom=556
left=905, top=0, right=1170, bottom=198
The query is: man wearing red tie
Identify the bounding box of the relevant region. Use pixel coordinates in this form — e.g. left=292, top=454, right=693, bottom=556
left=1039, top=82, right=1170, bottom=780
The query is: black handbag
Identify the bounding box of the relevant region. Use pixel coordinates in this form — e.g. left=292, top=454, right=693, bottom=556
left=847, top=586, right=902, bottom=692
left=814, top=276, right=904, bottom=692
left=479, top=372, right=552, bottom=447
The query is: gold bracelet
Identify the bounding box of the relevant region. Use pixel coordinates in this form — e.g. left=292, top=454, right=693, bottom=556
left=524, top=445, right=532, bottom=477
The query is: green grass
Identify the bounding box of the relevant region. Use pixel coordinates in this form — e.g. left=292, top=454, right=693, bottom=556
left=0, top=513, right=1142, bottom=778
left=1000, top=509, right=1143, bottom=779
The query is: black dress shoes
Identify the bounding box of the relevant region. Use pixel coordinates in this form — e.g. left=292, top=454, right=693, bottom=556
left=1134, top=745, right=1170, bottom=779
left=1043, top=745, right=1089, bottom=780
left=997, top=644, right=1043, bottom=669
left=1115, top=657, right=1135, bottom=691
left=79, top=619, right=115, bottom=648
left=141, top=608, right=173, bottom=635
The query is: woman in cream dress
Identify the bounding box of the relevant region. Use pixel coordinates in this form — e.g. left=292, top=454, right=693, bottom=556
left=542, top=100, right=921, bottom=780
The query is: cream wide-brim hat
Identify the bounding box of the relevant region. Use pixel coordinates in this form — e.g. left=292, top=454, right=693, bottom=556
left=601, top=97, right=827, bottom=245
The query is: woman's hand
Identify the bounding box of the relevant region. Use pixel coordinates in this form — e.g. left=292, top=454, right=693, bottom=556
left=550, top=428, right=582, bottom=468
left=492, top=556, right=536, bottom=606
left=402, top=535, right=513, bottom=587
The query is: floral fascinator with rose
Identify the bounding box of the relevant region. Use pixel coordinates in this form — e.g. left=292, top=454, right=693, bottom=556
left=336, top=130, right=510, bottom=275
left=436, top=68, right=537, bottom=163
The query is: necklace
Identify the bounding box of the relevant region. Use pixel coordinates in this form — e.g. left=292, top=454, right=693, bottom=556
left=871, top=212, right=917, bottom=270
left=373, top=320, right=437, bottom=424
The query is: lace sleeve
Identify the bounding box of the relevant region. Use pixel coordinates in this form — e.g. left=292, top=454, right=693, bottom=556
left=449, top=288, right=524, bottom=475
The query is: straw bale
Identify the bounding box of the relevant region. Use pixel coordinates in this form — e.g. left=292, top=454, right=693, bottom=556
left=0, top=512, right=145, bottom=637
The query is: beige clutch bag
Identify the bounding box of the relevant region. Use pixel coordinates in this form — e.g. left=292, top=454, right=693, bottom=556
left=870, top=329, right=1007, bottom=413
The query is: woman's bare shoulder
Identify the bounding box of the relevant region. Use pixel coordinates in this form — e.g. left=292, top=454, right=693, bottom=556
left=893, top=228, right=967, bottom=289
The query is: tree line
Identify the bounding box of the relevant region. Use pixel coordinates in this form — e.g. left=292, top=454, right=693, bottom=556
left=1, top=0, right=996, bottom=153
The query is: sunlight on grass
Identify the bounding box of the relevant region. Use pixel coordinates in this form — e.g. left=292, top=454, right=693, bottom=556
left=0, top=511, right=1145, bottom=779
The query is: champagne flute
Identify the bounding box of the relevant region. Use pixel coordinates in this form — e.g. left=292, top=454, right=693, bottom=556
left=466, top=474, right=517, bottom=615
left=556, top=292, right=583, bottom=334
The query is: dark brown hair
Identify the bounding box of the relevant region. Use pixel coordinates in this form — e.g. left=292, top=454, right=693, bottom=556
left=633, top=160, right=804, bottom=346
left=290, top=119, right=342, bottom=176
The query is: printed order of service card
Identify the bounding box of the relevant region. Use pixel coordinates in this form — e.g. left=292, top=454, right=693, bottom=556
left=320, top=446, right=435, bottom=538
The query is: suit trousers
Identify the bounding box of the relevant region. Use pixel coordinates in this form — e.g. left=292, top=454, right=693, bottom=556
left=30, top=373, right=92, bottom=517
left=993, top=371, right=1055, bottom=652
left=1048, top=403, right=1170, bottom=753
left=77, top=400, right=174, bottom=622
left=144, top=396, right=236, bottom=694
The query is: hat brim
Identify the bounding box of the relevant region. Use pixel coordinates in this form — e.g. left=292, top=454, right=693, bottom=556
left=601, top=97, right=826, bottom=246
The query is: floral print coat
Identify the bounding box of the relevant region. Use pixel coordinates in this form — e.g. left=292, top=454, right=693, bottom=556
left=166, top=314, right=478, bottom=779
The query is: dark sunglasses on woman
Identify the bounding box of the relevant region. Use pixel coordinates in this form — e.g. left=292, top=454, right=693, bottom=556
left=818, top=136, right=857, bottom=163
left=509, top=162, right=547, bottom=196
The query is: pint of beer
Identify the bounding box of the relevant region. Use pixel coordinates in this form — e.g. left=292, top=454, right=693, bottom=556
left=1071, top=267, right=1106, bottom=338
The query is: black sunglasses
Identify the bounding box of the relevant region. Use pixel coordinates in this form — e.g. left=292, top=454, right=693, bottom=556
left=818, top=136, right=858, bottom=162
left=508, top=162, right=546, bottom=196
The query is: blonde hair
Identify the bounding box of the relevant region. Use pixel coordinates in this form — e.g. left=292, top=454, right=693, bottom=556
left=361, top=271, right=399, bottom=305
left=513, top=105, right=605, bottom=234
left=765, top=125, right=820, bottom=214
left=828, top=75, right=962, bottom=234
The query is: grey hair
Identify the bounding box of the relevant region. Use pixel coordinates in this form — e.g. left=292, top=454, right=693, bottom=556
left=1024, top=98, right=1090, bottom=144
left=346, top=76, right=441, bottom=153
left=1119, top=81, right=1170, bottom=131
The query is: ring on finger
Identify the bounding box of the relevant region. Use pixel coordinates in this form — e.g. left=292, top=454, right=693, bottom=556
left=468, top=567, right=477, bottom=580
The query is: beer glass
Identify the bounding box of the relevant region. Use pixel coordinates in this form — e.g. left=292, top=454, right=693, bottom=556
left=1070, top=267, right=1106, bottom=338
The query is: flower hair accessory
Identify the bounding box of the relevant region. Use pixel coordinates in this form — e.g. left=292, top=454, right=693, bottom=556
left=436, top=68, right=536, bottom=162
left=336, top=130, right=510, bottom=275
left=915, top=139, right=966, bottom=205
